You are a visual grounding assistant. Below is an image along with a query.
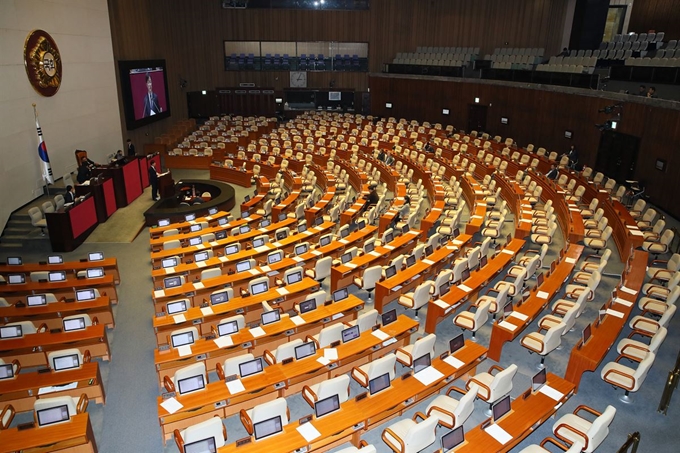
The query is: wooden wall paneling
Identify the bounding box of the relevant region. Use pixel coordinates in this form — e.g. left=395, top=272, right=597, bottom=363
left=628, top=0, right=680, bottom=41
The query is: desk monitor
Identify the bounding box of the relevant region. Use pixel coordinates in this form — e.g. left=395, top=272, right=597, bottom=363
left=480, top=255, right=488, bottom=268
left=453, top=227, right=460, bottom=238
left=449, top=333, right=464, bottom=354
left=319, top=235, right=332, bottom=247
left=597, top=303, right=607, bottom=325
left=0, top=363, right=14, bottom=380
left=216, top=229, right=225, bottom=240
left=369, top=372, right=391, bottom=395
left=550, top=260, right=557, bottom=274
left=225, top=244, right=240, bottom=255
left=194, top=251, right=209, bottom=263
left=461, top=267, right=470, bottom=282
left=286, top=270, right=302, bottom=285
left=294, top=341, right=316, bottom=360
left=340, top=227, right=350, bottom=239
left=241, top=211, right=249, bottom=220
left=210, top=290, right=230, bottom=306
left=261, top=310, right=280, bottom=325
left=315, top=394, right=340, bottom=418
left=253, top=415, right=283, bottom=441
left=439, top=281, right=450, bottom=297
left=184, top=436, right=216, bottom=453
left=381, top=309, right=397, bottom=326
left=357, top=220, right=366, bottom=230
left=365, top=241, right=375, bottom=254
left=164, top=276, right=182, bottom=289
left=189, top=236, right=203, bottom=246
left=298, top=299, right=316, bottom=314
left=185, top=214, right=196, bottom=222
left=239, top=357, right=264, bottom=378
left=0, top=325, right=22, bottom=339
left=47, top=269, right=66, bottom=282
left=208, top=207, right=218, bottom=216
left=8, top=274, right=25, bottom=284
left=236, top=260, right=251, bottom=273
left=268, top=251, right=283, bottom=265
left=6, top=256, right=22, bottom=265
left=340, top=252, right=352, bottom=264
left=314, top=216, right=324, bottom=226
left=332, top=287, right=348, bottom=303
left=88, top=252, right=104, bottom=261
left=535, top=271, right=545, bottom=287
left=260, top=218, right=271, bottom=228
left=424, top=245, right=433, bottom=257
left=86, top=267, right=104, bottom=279
left=441, top=426, right=465, bottom=452
left=239, top=225, right=250, bottom=234
left=36, top=404, right=70, bottom=427
left=402, top=224, right=410, bottom=235
left=63, top=317, right=86, bottom=332
left=492, top=395, right=511, bottom=422
left=279, top=213, right=287, bottom=222
left=384, top=265, right=397, bottom=279
left=162, top=257, right=178, bottom=268
left=406, top=255, right=416, bottom=268
left=295, top=243, right=308, bottom=256
left=581, top=323, right=592, bottom=347
left=532, top=368, right=547, bottom=392
left=385, top=232, right=394, bottom=243
left=413, top=353, right=431, bottom=373
left=276, top=231, right=287, bottom=241
left=171, top=331, right=195, bottom=348
left=251, top=281, right=269, bottom=295
left=47, top=255, right=63, bottom=264
left=53, top=353, right=80, bottom=372
left=506, top=233, right=512, bottom=244
left=190, top=224, right=202, bottom=233
left=253, top=237, right=265, bottom=248
left=27, top=294, right=47, bottom=306
left=158, top=219, right=171, bottom=227
left=298, top=223, right=307, bottom=234
left=341, top=325, right=360, bottom=343
left=502, top=302, right=514, bottom=319
left=177, top=374, right=205, bottom=395
left=217, top=320, right=239, bottom=336
left=218, top=218, right=228, bottom=226
left=167, top=300, right=188, bottom=315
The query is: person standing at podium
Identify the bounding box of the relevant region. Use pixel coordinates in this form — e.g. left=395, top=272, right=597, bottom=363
left=126, top=139, right=136, bottom=156
left=149, top=160, right=160, bottom=201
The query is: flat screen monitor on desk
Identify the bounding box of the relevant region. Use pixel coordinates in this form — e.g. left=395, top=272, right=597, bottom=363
left=381, top=309, right=397, bottom=326
left=194, top=251, right=209, bottom=263
left=7, top=274, right=25, bottom=285
left=365, top=241, right=375, bottom=254
left=333, top=287, right=348, bottom=302
left=239, top=357, right=263, bottom=378
left=189, top=237, right=202, bottom=246
left=0, top=325, right=22, bottom=339
left=164, top=276, right=182, bottom=289
left=261, top=310, right=280, bottom=325
left=319, top=235, right=331, bottom=247
left=253, top=237, right=265, bottom=248
left=63, top=317, right=86, bottom=332
left=88, top=252, right=104, bottom=261
left=48, top=255, right=63, bottom=264
left=298, top=299, right=316, bottom=314
left=36, top=404, right=70, bottom=427
left=162, top=257, right=178, bottom=268
left=279, top=213, right=287, bottom=222
left=440, top=282, right=450, bottom=297
left=449, top=334, right=464, bottom=354
left=532, top=368, right=547, bottom=392
left=239, top=225, right=250, bottom=234
left=27, top=294, right=47, bottom=307
left=241, top=211, right=249, bottom=220
left=341, top=325, right=360, bottom=343
left=208, top=208, right=218, bottom=216
left=185, top=214, right=196, bottom=222
left=581, top=323, right=592, bottom=348
left=297, top=223, right=307, bottom=234
left=53, top=353, right=80, bottom=372
left=86, top=267, right=104, bottom=279
left=260, top=219, right=271, bottom=228
left=286, top=271, right=302, bottom=285
left=315, top=394, right=340, bottom=418
left=385, top=232, right=394, bottom=244
left=6, top=256, right=22, bottom=265
left=225, top=245, right=239, bottom=255
left=158, top=219, right=170, bottom=227
left=461, top=267, right=470, bottom=282
left=406, top=255, right=416, bottom=267
left=236, top=260, right=251, bottom=273
left=76, top=289, right=97, bottom=301
left=217, top=320, right=238, bottom=337
left=492, top=395, right=511, bottom=422
left=413, top=353, right=431, bottom=373
left=267, top=251, right=283, bottom=265
left=295, top=244, right=308, bottom=255
left=536, top=271, right=545, bottom=287
left=184, top=437, right=216, bottom=453
left=167, top=300, right=187, bottom=315
left=294, top=341, right=316, bottom=360
left=253, top=415, right=283, bottom=441
left=210, top=291, right=230, bottom=305
left=190, top=224, right=202, bottom=233
left=369, top=372, right=391, bottom=396
left=424, top=245, right=433, bottom=257
left=251, top=281, right=268, bottom=296
left=314, top=216, right=323, bottom=226
left=276, top=231, right=287, bottom=241
left=171, top=331, right=195, bottom=348
left=384, top=265, right=397, bottom=279
left=441, top=426, right=465, bottom=452
left=177, top=374, right=205, bottom=395
left=356, top=220, right=366, bottom=230
left=218, top=218, right=228, bottom=226
left=340, top=227, right=350, bottom=239
left=340, top=252, right=352, bottom=264
left=480, top=255, right=488, bottom=268
left=0, top=363, right=14, bottom=380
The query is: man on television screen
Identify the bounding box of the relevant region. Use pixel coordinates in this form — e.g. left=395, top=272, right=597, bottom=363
left=143, top=73, right=162, bottom=117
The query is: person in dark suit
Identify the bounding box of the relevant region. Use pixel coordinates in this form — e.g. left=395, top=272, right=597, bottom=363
left=76, top=160, right=92, bottom=184
left=149, top=160, right=159, bottom=200
left=546, top=164, right=559, bottom=180
left=126, top=139, right=136, bottom=156
left=566, top=145, right=579, bottom=169
left=64, top=185, right=76, bottom=204
left=142, top=73, right=162, bottom=118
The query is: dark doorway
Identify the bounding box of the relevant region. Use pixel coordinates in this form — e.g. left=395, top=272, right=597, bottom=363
left=468, top=104, right=488, bottom=134
left=595, top=130, right=640, bottom=182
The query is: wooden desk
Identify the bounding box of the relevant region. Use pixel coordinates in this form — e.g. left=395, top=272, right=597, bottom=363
left=0, top=258, right=120, bottom=285
left=0, top=362, right=105, bottom=413
left=149, top=210, right=232, bottom=238
left=0, top=296, right=115, bottom=330
left=487, top=243, right=584, bottom=362
left=0, top=275, right=118, bottom=305
left=209, top=164, right=253, bottom=187
left=455, top=373, right=575, bottom=452
left=45, top=196, right=98, bottom=253
left=216, top=341, right=487, bottom=453
left=149, top=215, right=262, bottom=248
left=425, top=239, right=525, bottom=333
left=75, top=175, right=116, bottom=223
left=564, top=250, right=647, bottom=391
left=0, top=413, right=98, bottom=453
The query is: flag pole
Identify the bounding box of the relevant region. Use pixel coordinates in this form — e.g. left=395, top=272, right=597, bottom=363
left=33, top=103, right=53, bottom=196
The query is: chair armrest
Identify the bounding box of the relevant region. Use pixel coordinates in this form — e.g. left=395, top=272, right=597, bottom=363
left=358, top=440, right=369, bottom=448
left=574, top=405, right=602, bottom=418
left=650, top=259, right=668, bottom=266
left=554, top=423, right=590, bottom=450
left=301, top=385, right=317, bottom=408
left=352, top=366, right=369, bottom=386
left=163, top=375, right=175, bottom=393
left=174, top=429, right=185, bottom=453
left=445, top=385, right=468, bottom=397
left=76, top=394, right=89, bottom=414
left=263, top=349, right=276, bottom=366
left=468, top=377, right=491, bottom=401
left=412, top=411, right=428, bottom=421
left=539, top=437, right=570, bottom=451
left=488, top=364, right=505, bottom=375
left=83, top=350, right=91, bottom=364
left=602, top=368, right=634, bottom=390
left=240, top=409, right=254, bottom=435
left=382, top=427, right=405, bottom=453
left=619, top=344, right=649, bottom=361
left=215, top=362, right=225, bottom=381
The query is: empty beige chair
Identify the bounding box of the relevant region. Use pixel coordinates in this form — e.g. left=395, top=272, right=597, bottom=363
left=646, top=253, right=680, bottom=283
left=302, top=373, right=350, bottom=409
left=353, top=265, right=383, bottom=301
left=453, top=298, right=491, bottom=341
left=163, top=362, right=207, bottom=395
left=345, top=309, right=379, bottom=333
left=28, top=207, right=47, bottom=235
left=629, top=305, right=676, bottom=337
left=47, top=348, right=90, bottom=372
left=240, top=397, right=289, bottom=436
left=552, top=405, right=616, bottom=452
left=494, top=268, right=527, bottom=299
left=398, top=281, right=433, bottom=319
left=395, top=333, right=436, bottom=367
left=34, top=393, right=88, bottom=424
left=467, top=363, right=518, bottom=415
left=306, top=323, right=344, bottom=349
left=643, top=229, right=674, bottom=257
left=638, top=286, right=680, bottom=317
left=163, top=239, right=181, bottom=250
left=351, top=353, right=397, bottom=387
left=564, top=270, right=601, bottom=301
left=601, top=352, right=655, bottom=403
left=426, top=383, right=478, bottom=429
left=263, top=339, right=304, bottom=365
left=305, top=256, right=332, bottom=283
left=616, top=327, right=666, bottom=362
left=584, top=226, right=612, bottom=253
left=381, top=413, right=438, bottom=453
left=520, top=322, right=567, bottom=369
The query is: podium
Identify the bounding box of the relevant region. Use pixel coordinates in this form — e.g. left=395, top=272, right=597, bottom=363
left=159, top=171, right=174, bottom=199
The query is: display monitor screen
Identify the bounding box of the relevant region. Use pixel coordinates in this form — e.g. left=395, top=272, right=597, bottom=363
left=0, top=363, right=14, bottom=380
left=286, top=271, right=302, bottom=285
left=171, top=331, right=195, bottom=347
left=162, top=257, right=178, bottom=268
left=236, top=260, right=251, bottom=273
left=413, top=353, right=431, bottom=374
left=158, top=219, right=170, bottom=227
left=441, top=426, right=465, bottom=452
left=185, top=214, right=196, bottom=222
left=294, top=341, right=316, bottom=360
left=356, top=220, right=366, bottom=230
left=461, top=267, right=470, bottom=282
left=267, top=252, right=283, bottom=264
left=333, top=287, right=348, bottom=302
left=53, top=353, right=80, bottom=372
left=341, top=325, right=360, bottom=343
left=239, top=357, right=264, bottom=378
left=480, top=255, right=488, bottom=268
left=261, top=310, right=281, bottom=325
left=279, top=213, right=287, bottom=221
left=167, top=300, right=187, bottom=315
left=27, top=294, right=47, bottom=306
left=340, top=253, right=352, bottom=264
left=582, top=323, right=592, bottom=346
left=340, top=227, right=349, bottom=238
left=381, top=309, right=397, bottom=326
left=251, top=281, right=268, bottom=295
left=210, top=291, right=230, bottom=305
left=48, top=271, right=66, bottom=282
left=319, top=235, right=331, bottom=247
left=194, top=251, right=209, bottom=262
left=385, top=232, right=394, bottom=243
left=86, top=267, right=104, bottom=278
left=260, top=219, right=271, bottom=228
left=425, top=245, right=433, bottom=256
left=6, top=257, right=21, bottom=265
left=218, top=218, right=228, bottom=226
left=241, top=211, right=249, bottom=220
left=48, top=255, right=63, bottom=264
left=439, top=282, right=450, bottom=297
left=384, top=265, right=397, bottom=279
left=239, top=225, right=250, bottom=234
left=184, top=437, right=216, bottom=453
left=365, top=241, right=375, bottom=254
left=406, top=255, right=416, bottom=267
left=217, top=320, right=239, bottom=336
left=244, top=195, right=250, bottom=203
left=532, top=368, right=547, bottom=392
left=449, top=334, right=464, bottom=354
left=208, top=208, right=218, bottom=215
left=298, top=223, right=307, bottom=233
left=63, top=317, right=86, bottom=331
left=164, top=276, right=182, bottom=289
left=88, top=252, right=104, bottom=261
left=253, top=415, right=283, bottom=440
left=76, top=289, right=97, bottom=302
left=225, top=245, right=240, bottom=255
left=37, top=404, right=70, bottom=427
left=536, top=272, right=545, bottom=287
left=315, top=394, right=340, bottom=418
left=189, top=237, right=202, bottom=246
left=314, top=216, right=324, bottom=226
left=369, top=372, right=391, bottom=395
left=190, top=224, right=202, bottom=232
left=276, top=231, right=287, bottom=241
left=0, top=325, right=22, bottom=339
left=118, top=59, right=171, bottom=129
left=295, top=244, right=308, bottom=255
left=178, top=374, right=205, bottom=395
left=253, top=238, right=265, bottom=248
left=492, top=395, right=511, bottom=422
left=298, top=299, right=316, bottom=314
left=402, top=224, right=409, bottom=235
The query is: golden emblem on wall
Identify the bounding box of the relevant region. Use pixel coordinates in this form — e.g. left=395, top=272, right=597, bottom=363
left=24, top=29, right=62, bottom=97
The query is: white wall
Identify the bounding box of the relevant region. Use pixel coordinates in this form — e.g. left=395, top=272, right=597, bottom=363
left=0, top=0, right=122, bottom=231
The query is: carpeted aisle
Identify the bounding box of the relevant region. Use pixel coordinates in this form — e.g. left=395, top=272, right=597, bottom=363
left=85, top=186, right=156, bottom=244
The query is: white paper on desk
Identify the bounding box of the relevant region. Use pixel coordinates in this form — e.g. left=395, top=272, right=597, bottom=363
left=160, top=397, right=184, bottom=414
left=248, top=269, right=259, bottom=275
left=164, top=267, right=175, bottom=274
left=272, top=242, right=282, bottom=248
left=317, top=356, right=331, bottom=366
left=392, top=285, right=403, bottom=292
left=194, top=282, right=205, bottom=290
left=201, top=306, right=214, bottom=317
left=260, top=265, right=272, bottom=273
left=614, top=297, right=633, bottom=307
left=297, top=422, right=322, bottom=442
left=384, top=245, right=395, bottom=251
left=258, top=228, right=269, bottom=233
left=347, top=209, right=357, bottom=214
left=249, top=327, right=266, bottom=338
left=498, top=320, right=518, bottom=332
left=218, top=256, right=228, bottom=262
left=459, top=284, right=472, bottom=292
left=290, top=315, right=306, bottom=326
left=569, top=208, right=580, bottom=212
left=277, top=287, right=290, bottom=296
left=620, top=285, right=637, bottom=295
left=414, top=366, right=444, bottom=386
left=205, top=216, right=213, bottom=220
left=226, top=379, right=245, bottom=395
left=177, top=345, right=192, bottom=357
left=630, top=230, right=644, bottom=236
left=209, top=241, right=219, bottom=247
left=154, top=289, right=165, bottom=298
left=195, top=243, right=205, bottom=250
left=255, top=246, right=270, bottom=253
left=565, top=257, right=576, bottom=264
left=444, top=355, right=465, bottom=369
left=173, top=314, right=186, bottom=324
left=196, top=261, right=207, bottom=268
left=446, top=245, right=459, bottom=251
left=470, top=215, right=483, bottom=220
left=433, top=299, right=449, bottom=310
left=423, top=259, right=435, bottom=265
left=453, top=240, right=463, bottom=246
left=325, top=348, right=338, bottom=360
left=38, top=382, right=78, bottom=395
left=311, top=250, right=322, bottom=256
left=501, top=249, right=515, bottom=255
left=369, top=251, right=381, bottom=257
left=539, top=384, right=565, bottom=401
left=331, top=313, right=344, bottom=321
left=372, top=329, right=390, bottom=341
left=509, top=311, right=529, bottom=322
left=293, top=256, right=304, bottom=263
left=214, top=335, right=233, bottom=348
left=484, top=423, right=512, bottom=445
left=339, top=239, right=349, bottom=244
left=606, top=308, right=624, bottom=318
left=346, top=263, right=358, bottom=269
left=537, top=291, right=549, bottom=299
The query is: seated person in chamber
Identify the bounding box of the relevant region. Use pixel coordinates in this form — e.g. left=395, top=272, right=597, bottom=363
left=64, top=185, right=76, bottom=204
left=546, top=164, right=559, bottom=180
left=76, top=160, right=93, bottom=184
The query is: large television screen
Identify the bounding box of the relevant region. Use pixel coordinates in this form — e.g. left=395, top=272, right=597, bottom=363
left=118, top=60, right=171, bottom=130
